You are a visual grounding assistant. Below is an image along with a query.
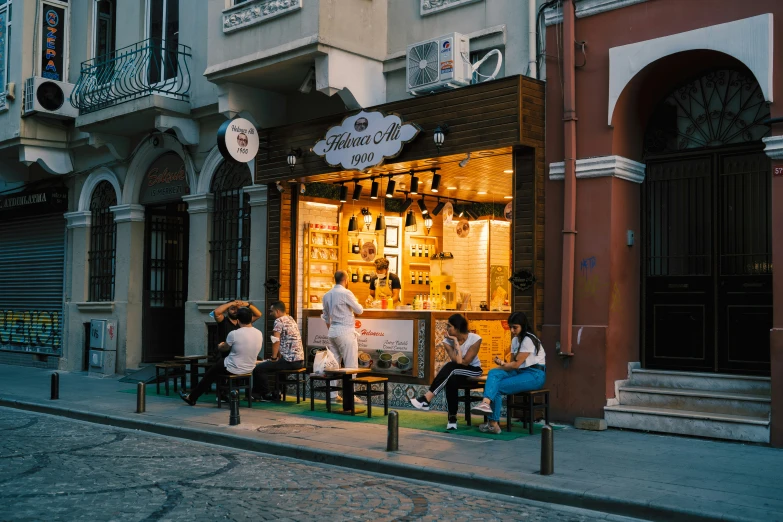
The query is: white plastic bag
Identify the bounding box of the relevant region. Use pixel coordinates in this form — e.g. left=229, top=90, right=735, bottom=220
left=313, top=348, right=339, bottom=374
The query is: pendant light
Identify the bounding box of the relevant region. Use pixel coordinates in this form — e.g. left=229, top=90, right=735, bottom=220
left=424, top=216, right=433, bottom=235
left=410, top=171, right=419, bottom=195
left=375, top=213, right=386, bottom=231
left=370, top=178, right=379, bottom=199
left=405, top=210, right=417, bottom=231
left=348, top=214, right=358, bottom=232
left=352, top=182, right=363, bottom=201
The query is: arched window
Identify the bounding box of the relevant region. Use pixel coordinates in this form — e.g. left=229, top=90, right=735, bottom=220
left=88, top=180, right=117, bottom=301
left=210, top=161, right=252, bottom=300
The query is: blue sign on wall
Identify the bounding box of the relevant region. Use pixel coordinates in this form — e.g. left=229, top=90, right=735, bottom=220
left=41, top=4, right=66, bottom=81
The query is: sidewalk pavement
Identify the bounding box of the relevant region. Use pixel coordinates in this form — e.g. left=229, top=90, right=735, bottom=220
left=0, top=364, right=780, bottom=522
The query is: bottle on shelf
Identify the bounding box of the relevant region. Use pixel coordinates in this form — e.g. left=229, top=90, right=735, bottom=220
left=351, top=268, right=359, bottom=283
left=418, top=271, right=423, bottom=285
left=410, top=271, right=416, bottom=285
left=425, top=272, right=430, bottom=286
left=424, top=244, right=430, bottom=258
left=413, top=294, right=420, bottom=310
left=352, top=238, right=360, bottom=254
left=422, top=294, right=430, bottom=310
left=410, top=243, right=416, bottom=257
left=418, top=244, right=423, bottom=257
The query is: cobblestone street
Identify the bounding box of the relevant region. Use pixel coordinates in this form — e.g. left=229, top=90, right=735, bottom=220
left=0, top=408, right=628, bottom=522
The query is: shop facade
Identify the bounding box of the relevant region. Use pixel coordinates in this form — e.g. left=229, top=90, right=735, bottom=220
left=256, top=75, right=545, bottom=411
left=544, top=0, right=782, bottom=445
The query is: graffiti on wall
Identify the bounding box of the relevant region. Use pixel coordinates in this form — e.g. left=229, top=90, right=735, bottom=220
left=0, top=310, right=62, bottom=354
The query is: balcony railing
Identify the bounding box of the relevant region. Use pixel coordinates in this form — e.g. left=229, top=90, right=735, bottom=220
left=70, top=38, right=192, bottom=115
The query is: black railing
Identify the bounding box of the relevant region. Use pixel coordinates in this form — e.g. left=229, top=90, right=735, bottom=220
left=70, top=38, right=191, bottom=114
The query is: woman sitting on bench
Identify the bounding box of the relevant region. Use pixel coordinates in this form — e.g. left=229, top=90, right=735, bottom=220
left=470, top=311, right=546, bottom=434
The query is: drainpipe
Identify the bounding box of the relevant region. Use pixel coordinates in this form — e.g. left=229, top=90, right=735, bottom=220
left=528, top=0, right=537, bottom=78
left=559, top=0, right=577, bottom=356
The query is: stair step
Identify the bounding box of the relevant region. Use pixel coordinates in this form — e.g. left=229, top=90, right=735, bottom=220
left=630, top=368, right=770, bottom=395
left=604, top=405, right=770, bottom=443
left=618, top=386, right=770, bottom=417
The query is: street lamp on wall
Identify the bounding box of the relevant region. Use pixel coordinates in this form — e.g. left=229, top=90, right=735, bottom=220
left=287, top=148, right=302, bottom=172
left=433, top=124, right=448, bottom=153
left=361, top=207, right=373, bottom=230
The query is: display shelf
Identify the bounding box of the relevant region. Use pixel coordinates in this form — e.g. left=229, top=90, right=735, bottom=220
left=305, top=223, right=340, bottom=307
left=409, top=262, right=431, bottom=267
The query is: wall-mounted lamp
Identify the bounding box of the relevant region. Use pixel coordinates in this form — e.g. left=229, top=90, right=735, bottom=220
left=352, top=182, right=363, bottom=201
left=276, top=181, right=284, bottom=193
left=459, top=152, right=471, bottom=168
left=287, top=148, right=302, bottom=172
left=370, top=178, right=379, bottom=199
left=401, top=198, right=413, bottom=213
left=385, top=178, right=396, bottom=198
left=417, top=197, right=428, bottom=215
left=424, top=216, right=433, bottom=235
left=361, top=207, right=372, bottom=230
left=339, top=184, right=348, bottom=203
left=433, top=124, right=448, bottom=153
left=431, top=198, right=445, bottom=216
left=405, top=210, right=417, bottom=232
left=409, top=171, right=419, bottom=195
left=430, top=171, right=441, bottom=193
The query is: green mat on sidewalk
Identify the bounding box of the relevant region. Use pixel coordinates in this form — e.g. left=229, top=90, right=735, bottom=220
left=120, top=387, right=557, bottom=441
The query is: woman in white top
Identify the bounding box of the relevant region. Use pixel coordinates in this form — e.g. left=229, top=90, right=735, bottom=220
left=410, top=314, right=483, bottom=431
left=470, top=311, right=545, bottom=434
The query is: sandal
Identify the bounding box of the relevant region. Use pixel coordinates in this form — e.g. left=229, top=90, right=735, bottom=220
left=479, top=423, right=502, bottom=434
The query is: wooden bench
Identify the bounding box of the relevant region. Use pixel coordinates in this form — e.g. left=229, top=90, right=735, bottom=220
left=216, top=373, right=253, bottom=408
left=155, top=362, right=186, bottom=396
left=351, top=376, right=388, bottom=418
left=506, top=388, right=550, bottom=434
left=274, top=367, right=307, bottom=403
left=456, top=376, right=487, bottom=426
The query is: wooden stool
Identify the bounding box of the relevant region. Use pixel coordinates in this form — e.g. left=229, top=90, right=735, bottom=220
left=456, top=376, right=486, bottom=426
left=155, top=362, right=186, bottom=396
left=216, top=373, right=253, bottom=408
left=308, top=373, right=342, bottom=412
left=506, top=388, right=550, bottom=434
left=274, top=367, right=307, bottom=403
left=351, top=376, right=388, bottom=418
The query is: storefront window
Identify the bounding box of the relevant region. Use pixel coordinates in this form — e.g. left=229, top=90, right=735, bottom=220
left=88, top=181, right=117, bottom=302
left=210, top=161, right=251, bottom=301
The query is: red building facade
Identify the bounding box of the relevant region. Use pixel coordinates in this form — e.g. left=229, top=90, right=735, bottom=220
left=544, top=0, right=782, bottom=445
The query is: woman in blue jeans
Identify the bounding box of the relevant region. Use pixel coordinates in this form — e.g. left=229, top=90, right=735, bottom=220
left=470, top=311, right=545, bottom=434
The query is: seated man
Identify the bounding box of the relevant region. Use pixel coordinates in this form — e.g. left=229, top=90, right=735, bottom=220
left=180, top=307, right=262, bottom=406
left=252, top=301, right=305, bottom=401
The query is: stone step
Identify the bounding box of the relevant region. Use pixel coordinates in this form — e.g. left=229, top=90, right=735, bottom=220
left=618, top=386, right=770, bottom=417
left=604, top=405, right=769, bottom=443
left=629, top=368, right=770, bottom=395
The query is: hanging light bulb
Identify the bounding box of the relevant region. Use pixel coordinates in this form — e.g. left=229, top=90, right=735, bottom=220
left=424, top=216, right=433, bottom=235
left=405, top=210, right=417, bottom=231
left=339, top=184, right=348, bottom=203
left=385, top=178, right=396, bottom=198
left=348, top=214, right=358, bottom=232
left=370, top=179, right=379, bottom=199
left=430, top=171, right=441, bottom=193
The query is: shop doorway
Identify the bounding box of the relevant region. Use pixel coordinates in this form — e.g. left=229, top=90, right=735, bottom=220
left=142, top=202, right=189, bottom=362
left=641, top=69, right=772, bottom=375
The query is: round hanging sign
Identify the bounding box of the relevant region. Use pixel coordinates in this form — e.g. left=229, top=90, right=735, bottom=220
left=504, top=201, right=513, bottom=221
left=456, top=219, right=471, bottom=238
left=217, top=118, right=259, bottom=163
left=442, top=202, right=454, bottom=225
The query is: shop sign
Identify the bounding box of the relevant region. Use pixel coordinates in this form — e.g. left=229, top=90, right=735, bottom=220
left=41, top=3, right=66, bottom=81
left=313, top=110, right=420, bottom=172
left=217, top=118, right=259, bottom=163
left=139, top=153, right=189, bottom=205
left=774, top=166, right=783, bottom=177
left=0, top=186, right=68, bottom=218
left=307, top=316, right=415, bottom=375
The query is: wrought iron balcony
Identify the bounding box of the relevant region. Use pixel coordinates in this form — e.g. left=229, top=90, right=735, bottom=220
left=70, top=38, right=192, bottom=115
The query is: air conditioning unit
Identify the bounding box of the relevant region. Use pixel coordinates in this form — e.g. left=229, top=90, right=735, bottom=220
left=406, top=32, right=471, bottom=96
left=23, top=77, right=78, bottom=119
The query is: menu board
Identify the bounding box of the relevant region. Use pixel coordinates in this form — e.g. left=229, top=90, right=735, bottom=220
left=306, top=317, right=415, bottom=375
left=434, top=318, right=510, bottom=375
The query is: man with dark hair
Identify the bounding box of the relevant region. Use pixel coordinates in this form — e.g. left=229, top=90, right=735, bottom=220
left=212, top=299, right=263, bottom=353
left=180, top=307, right=263, bottom=406
left=367, top=257, right=401, bottom=305
left=251, top=301, right=305, bottom=401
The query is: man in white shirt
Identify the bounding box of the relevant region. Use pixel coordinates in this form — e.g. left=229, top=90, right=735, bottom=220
left=321, top=270, right=363, bottom=401
left=180, top=307, right=263, bottom=406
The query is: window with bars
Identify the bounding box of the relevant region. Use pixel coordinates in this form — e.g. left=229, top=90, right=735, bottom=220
left=210, top=161, right=252, bottom=301
left=88, top=180, right=117, bottom=301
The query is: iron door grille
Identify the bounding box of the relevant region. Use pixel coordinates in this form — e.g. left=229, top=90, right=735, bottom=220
left=0, top=215, right=66, bottom=355
left=147, top=206, right=188, bottom=308
left=88, top=180, right=117, bottom=301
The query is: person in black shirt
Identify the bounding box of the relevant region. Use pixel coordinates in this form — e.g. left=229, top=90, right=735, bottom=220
left=367, top=257, right=401, bottom=305
left=213, top=300, right=262, bottom=355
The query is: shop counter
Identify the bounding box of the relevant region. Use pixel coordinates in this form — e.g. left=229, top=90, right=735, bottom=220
left=303, top=309, right=510, bottom=385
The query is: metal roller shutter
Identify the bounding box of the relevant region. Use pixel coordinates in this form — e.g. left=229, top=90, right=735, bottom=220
left=0, top=215, right=66, bottom=355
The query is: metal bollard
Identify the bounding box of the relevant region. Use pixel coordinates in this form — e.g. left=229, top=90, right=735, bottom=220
left=540, top=424, right=554, bottom=475
left=386, top=410, right=399, bottom=451
left=136, top=382, right=146, bottom=413
left=50, top=373, right=59, bottom=400
left=229, top=390, right=240, bottom=426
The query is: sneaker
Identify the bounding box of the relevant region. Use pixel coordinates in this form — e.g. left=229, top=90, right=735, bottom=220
left=251, top=393, right=274, bottom=402
left=410, top=396, right=430, bottom=411
left=353, top=395, right=365, bottom=404
left=179, top=391, right=195, bottom=406
left=471, top=402, right=493, bottom=416
left=446, top=416, right=458, bottom=431
left=479, top=423, right=502, bottom=434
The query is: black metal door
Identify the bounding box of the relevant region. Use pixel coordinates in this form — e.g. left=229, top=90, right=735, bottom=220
left=643, top=150, right=772, bottom=375
left=142, top=202, right=189, bottom=362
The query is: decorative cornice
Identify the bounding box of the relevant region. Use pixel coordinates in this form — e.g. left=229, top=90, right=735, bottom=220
left=244, top=184, right=269, bottom=206
left=549, top=156, right=646, bottom=183
left=64, top=211, right=92, bottom=229
left=110, top=204, right=145, bottom=223
left=421, top=0, right=483, bottom=16
left=545, top=0, right=649, bottom=26
left=223, top=0, right=302, bottom=34
left=762, top=136, right=783, bottom=160
left=182, top=193, right=215, bottom=214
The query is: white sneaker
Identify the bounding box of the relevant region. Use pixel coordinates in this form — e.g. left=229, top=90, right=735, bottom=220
left=410, top=396, right=430, bottom=411
left=446, top=416, right=458, bottom=431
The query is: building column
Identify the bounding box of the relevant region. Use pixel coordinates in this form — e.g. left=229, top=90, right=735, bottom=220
left=245, top=185, right=268, bottom=328
left=183, top=193, right=214, bottom=356
left=63, top=211, right=92, bottom=371
left=110, top=204, right=145, bottom=372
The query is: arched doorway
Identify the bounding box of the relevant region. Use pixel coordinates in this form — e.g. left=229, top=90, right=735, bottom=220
left=642, top=69, right=772, bottom=375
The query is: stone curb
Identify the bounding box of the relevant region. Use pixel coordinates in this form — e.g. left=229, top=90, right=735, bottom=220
left=0, top=397, right=723, bottom=522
